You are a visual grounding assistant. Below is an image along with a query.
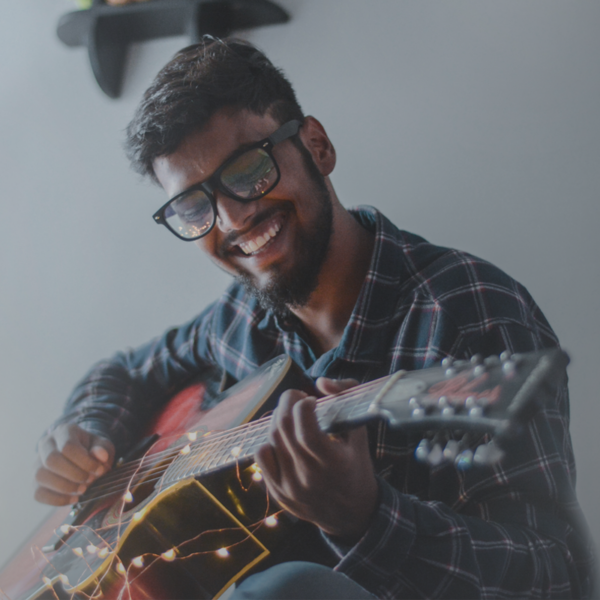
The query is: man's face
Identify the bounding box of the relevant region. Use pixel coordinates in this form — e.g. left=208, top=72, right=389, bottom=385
left=153, top=110, right=334, bottom=314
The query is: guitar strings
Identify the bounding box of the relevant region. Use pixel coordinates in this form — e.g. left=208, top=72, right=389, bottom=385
left=90, top=376, right=384, bottom=489
left=77, top=383, right=381, bottom=507
left=78, top=378, right=384, bottom=505
left=77, top=377, right=386, bottom=506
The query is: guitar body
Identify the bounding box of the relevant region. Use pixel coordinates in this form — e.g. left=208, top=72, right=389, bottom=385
left=0, top=355, right=332, bottom=600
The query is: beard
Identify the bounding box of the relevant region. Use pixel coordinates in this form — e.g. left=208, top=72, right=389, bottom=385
left=234, top=145, right=334, bottom=317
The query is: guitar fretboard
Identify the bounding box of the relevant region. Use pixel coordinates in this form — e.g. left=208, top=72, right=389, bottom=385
left=161, top=377, right=387, bottom=485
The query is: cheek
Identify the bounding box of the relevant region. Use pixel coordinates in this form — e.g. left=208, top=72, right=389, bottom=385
left=194, top=234, right=219, bottom=259
left=194, top=234, right=238, bottom=274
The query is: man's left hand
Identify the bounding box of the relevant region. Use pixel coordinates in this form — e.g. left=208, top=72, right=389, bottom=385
left=255, top=377, right=379, bottom=543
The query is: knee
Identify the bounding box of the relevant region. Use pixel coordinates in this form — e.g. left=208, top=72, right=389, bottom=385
left=231, top=562, right=339, bottom=600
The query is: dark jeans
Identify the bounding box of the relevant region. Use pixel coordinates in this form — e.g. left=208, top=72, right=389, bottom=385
left=230, top=562, right=377, bottom=600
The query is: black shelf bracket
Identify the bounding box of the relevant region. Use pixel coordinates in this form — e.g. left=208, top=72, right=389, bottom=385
left=56, top=0, right=290, bottom=98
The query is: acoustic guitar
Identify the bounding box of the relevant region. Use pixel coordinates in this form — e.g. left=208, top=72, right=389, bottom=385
left=0, top=349, right=568, bottom=600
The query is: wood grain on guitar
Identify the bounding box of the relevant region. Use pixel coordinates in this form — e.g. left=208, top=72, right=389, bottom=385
left=0, top=349, right=568, bottom=600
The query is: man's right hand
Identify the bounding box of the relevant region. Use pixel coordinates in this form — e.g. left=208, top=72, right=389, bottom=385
left=34, top=424, right=115, bottom=506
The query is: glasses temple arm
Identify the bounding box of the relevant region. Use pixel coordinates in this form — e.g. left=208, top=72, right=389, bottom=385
left=268, top=119, right=302, bottom=146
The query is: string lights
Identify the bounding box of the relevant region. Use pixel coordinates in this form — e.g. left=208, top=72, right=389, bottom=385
left=36, top=375, right=386, bottom=598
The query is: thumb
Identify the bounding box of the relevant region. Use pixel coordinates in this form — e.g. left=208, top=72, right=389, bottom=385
left=89, top=436, right=115, bottom=467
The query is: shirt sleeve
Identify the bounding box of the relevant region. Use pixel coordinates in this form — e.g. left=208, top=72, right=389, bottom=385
left=48, top=303, right=219, bottom=459
left=324, top=323, right=596, bottom=599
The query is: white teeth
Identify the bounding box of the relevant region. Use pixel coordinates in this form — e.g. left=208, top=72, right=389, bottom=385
left=239, top=220, right=282, bottom=255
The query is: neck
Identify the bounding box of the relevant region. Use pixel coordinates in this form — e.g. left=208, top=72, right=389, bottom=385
left=290, top=199, right=374, bottom=355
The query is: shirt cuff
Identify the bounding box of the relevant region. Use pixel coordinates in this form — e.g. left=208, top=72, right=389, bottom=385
left=323, top=477, right=417, bottom=594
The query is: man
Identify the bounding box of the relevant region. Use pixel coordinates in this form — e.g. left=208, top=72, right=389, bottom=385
left=34, top=38, right=594, bottom=598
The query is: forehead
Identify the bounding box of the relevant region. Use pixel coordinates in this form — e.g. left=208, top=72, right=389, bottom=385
left=153, top=109, right=279, bottom=198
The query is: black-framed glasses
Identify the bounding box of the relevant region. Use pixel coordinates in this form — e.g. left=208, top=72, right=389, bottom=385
left=152, top=119, right=302, bottom=241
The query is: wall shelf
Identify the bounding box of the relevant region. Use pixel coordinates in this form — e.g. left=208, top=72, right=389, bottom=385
left=56, top=0, right=289, bottom=98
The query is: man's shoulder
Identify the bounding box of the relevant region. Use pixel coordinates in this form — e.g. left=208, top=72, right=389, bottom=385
left=363, top=207, right=553, bottom=341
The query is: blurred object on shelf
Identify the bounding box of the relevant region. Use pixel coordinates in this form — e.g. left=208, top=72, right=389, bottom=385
left=105, top=0, right=152, bottom=6
left=58, top=0, right=290, bottom=98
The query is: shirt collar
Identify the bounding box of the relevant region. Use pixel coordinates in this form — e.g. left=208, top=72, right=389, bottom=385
left=328, top=206, right=410, bottom=365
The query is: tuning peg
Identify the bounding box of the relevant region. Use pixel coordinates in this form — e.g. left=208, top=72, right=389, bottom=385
left=468, top=406, right=484, bottom=418
left=427, top=443, right=444, bottom=466
left=502, top=360, right=516, bottom=377
left=484, top=355, right=501, bottom=366
left=500, top=351, right=512, bottom=362
left=470, top=354, right=483, bottom=365
left=443, top=439, right=460, bottom=461
left=411, top=407, right=426, bottom=419
left=473, top=441, right=504, bottom=465
left=473, top=365, right=487, bottom=378
left=455, top=449, right=474, bottom=470
left=415, top=439, right=430, bottom=462
left=441, top=357, right=454, bottom=368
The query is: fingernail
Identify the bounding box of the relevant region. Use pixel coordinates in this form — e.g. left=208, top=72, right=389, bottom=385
left=91, top=446, right=109, bottom=463
left=77, top=484, right=87, bottom=494
left=95, top=466, right=105, bottom=477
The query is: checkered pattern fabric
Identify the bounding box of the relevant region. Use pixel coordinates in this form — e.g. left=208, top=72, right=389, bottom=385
left=58, top=207, right=595, bottom=598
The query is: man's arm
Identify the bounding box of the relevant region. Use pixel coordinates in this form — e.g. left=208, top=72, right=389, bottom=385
left=256, top=321, right=595, bottom=598
left=34, top=305, right=219, bottom=505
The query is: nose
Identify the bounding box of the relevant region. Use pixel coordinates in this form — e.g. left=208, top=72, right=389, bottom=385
left=214, top=192, right=259, bottom=233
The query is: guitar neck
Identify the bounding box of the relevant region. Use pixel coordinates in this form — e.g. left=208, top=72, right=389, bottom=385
left=162, top=377, right=388, bottom=485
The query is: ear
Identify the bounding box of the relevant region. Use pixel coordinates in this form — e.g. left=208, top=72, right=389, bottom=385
left=298, top=116, right=336, bottom=176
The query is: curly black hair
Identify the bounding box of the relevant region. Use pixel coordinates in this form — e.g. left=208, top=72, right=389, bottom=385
left=125, top=36, right=304, bottom=181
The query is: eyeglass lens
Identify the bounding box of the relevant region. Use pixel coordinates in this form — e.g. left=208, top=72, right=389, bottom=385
left=164, top=189, right=214, bottom=240
left=165, top=147, right=279, bottom=239
left=220, top=147, right=278, bottom=199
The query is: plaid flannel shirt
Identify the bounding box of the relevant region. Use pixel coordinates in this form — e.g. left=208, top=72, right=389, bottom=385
left=60, top=207, right=594, bottom=598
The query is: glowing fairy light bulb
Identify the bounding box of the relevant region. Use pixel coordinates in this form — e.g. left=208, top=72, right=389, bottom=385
left=265, top=515, right=278, bottom=527
left=86, top=545, right=98, bottom=554
left=60, top=524, right=71, bottom=534
left=43, top=576, right=52, bottom=587
left=123, top=490, right=133, bottom=503
left=116, top=562, right=126, bottom=575
left=132, top=556, right=144, bottom=568
left=231, top=446, right=242, bottom=458
left=187, top=431, right=197, bottom=441
left=72, top=547, right=83, bottom=557
left=133, top=510, right=144, bottom=522
left=216, top=548, right=230, bottom=558
left=180, top=444, right=191, bottom=455
left=98, top=547, right=110, bottom=558
left=59, top=574, right=70, bottom=586
left=251, top=463, right=263, bottom=481
left=161, top=549, right=176, bottom=562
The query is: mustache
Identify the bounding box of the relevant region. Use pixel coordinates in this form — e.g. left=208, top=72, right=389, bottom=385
left=218, top=204, right=291, bottom=255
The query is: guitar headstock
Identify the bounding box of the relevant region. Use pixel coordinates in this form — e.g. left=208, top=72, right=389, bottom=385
left=370, top=348, right=569, bottom=469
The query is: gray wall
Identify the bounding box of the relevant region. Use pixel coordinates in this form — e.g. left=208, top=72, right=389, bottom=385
left=1, top=0, right=598, bottom=574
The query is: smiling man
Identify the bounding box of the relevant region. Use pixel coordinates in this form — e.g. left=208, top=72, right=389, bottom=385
left=34, top=38, right=594, bottom=599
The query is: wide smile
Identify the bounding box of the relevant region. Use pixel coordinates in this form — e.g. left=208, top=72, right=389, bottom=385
left=234, top=214, right=286, bottom=257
